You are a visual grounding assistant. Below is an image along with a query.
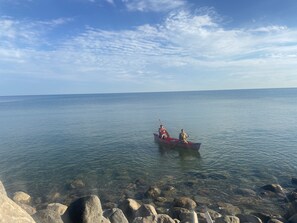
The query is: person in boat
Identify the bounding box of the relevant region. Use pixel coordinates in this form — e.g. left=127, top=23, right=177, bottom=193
left=179, top=129, right=189, bottom=143
left=158, top=125, right=170, bottom=139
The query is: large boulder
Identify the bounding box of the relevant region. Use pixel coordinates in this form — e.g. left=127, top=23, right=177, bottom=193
left=0, top=192, right=36, bottom=223
left=62, top=195, right=110, bottom=223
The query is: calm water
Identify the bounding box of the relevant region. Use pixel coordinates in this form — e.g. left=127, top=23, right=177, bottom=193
left=0, top=88, right=297, bottom=213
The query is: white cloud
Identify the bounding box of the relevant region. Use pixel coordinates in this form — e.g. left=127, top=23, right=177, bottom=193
left=122, top=0, right=186, bottom=12
left=1, top=10, right=297, bottom=93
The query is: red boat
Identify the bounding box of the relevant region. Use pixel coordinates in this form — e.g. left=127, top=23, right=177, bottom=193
left=153, top=133, right=201, bottom=150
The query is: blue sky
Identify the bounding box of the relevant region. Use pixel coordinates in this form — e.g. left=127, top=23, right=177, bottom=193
left=0, top=0, right=297, bottom=95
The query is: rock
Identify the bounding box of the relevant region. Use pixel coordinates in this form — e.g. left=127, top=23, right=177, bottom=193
left=292, top=178, right=297, bottom=185
left=236, top=214, right=263, bottom=223
left=104, top=208, right=129, bottom=223
left=170, top=207, right=191, bottom=220
left=288, top=192, right=297, bottom=202
left=198, top=208, right=221, bottom=221
left=145, top=186, right=162, bottom=199
left=118, top=198, right=141, bottom=222
left=33, top=209, right=63, bottom=223
left=251, top=212, right=272, bottom=223
left=193, top=196, right=212, bottom=206
left=268, top=219, right=284, bottom=223
left=216, top=215, right=240, bottom=223
left=135, top=204, right=158, bottom=218
left=62, top=195, right=110, bottom=223
left=0, top=192, right=36, bottom=223
left=0, top=181, right=7, bottom=196
left=261, top=184, right=284, bottom=194
left=173, top=197, right=197, bottom=210
left=69, top=179, right=85, bottom=189
left=47, top=203, right=68, bottom=215
left=289, top=214, right=297, bottom=223
left=235, top=188, right=257, bottom=196
left=217, top=202, right=241, bottom=215
left=179, top=210, right=198, bottom=223
left=13, top=191, right=31, bottom=204
left=18, top=203, right=37, bottom=216
left=133, top=214, right=176, bottom=223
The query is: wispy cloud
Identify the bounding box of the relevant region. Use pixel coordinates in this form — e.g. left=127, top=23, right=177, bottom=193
left=122, top=0, right=186, bottom=12
left=1, top=9, right=297, bottom=93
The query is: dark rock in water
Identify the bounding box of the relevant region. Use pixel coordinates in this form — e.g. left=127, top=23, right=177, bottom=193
left=208, top=173, right=228, bottom=180
left=285, top=200, right=297, bottom=219
left=62, top=195, right=109, bottom=223
left=104, top=208, right=129, bottom=223
left=268, top=219, right=285, bottom=223
left=69, top=179, right=85, bottom=189
left=235, top=188, right=257, bottom=197
left=187, top=172, right=208, bottom=179
left=236, top=214, right=263, bottom=223
left=170, top=207, right=190, bottom=220
left=288, top=214, right=297, bottom=223
left=261, top=184, right=284, bottom=194
left=292, top=178, right=297, bottom=185
left=173, top=197, right=197, bottom=210
left=145, top=186, right=161, bottom=199
left=184, top=181, right=195, bottom=187
left=133, top=214, right=176, bottom=223
left=288, top=192, right=297, bottom=202
left=33, top=209, right=63, bottom=223
left=251, top=212, right=272, bottom=223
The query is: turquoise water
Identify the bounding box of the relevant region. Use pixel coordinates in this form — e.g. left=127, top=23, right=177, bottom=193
left=0, top=88, right=297, bottom=213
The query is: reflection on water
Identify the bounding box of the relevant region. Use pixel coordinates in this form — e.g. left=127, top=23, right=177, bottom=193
left=157, top=145, right=201, bottom=160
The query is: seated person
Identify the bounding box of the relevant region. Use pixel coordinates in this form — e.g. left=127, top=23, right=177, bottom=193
left=158, top=125, right=170, bottom=139
left=179, top=129, right=188, bottom=143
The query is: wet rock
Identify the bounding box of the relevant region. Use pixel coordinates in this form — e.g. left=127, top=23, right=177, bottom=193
left=33, top=209, right=63, bottom=223
left=236, top=214, right=263, bottom=223
left=268, top=219, right=284, bottom=223
left=235, top=188, right=257, bottom=197
left=62, top=195, right=109, bottom=223
left=173, top=197, right=197, bottom=210
left=0, top=192, right=36, bottom=223
left=13, top=191, right=31, bottom=204
left=0, top=180, right=7, bottom=196
left=19, top=203, right=37, bottom=216
left=251, top=212, right=272, bottom=223
left=216, top=215, right=240, bottom=223
left=145, top=186, right=162, bottom=199
left=135, top=204, right=157, bottom=218
left=47, top=203, right=68, bottom=215
left=118, top=198, right=141, bottom=222
left=292, top=178, right=297, bottom=185
left=193, top=195, right=212, bottom=206
left=133, top=214, right=176, bottom=223
left=179, top=210, right=198, bottom=223
left=289, top=214, right=297, bottom=223
left=170, top=207, right=191, bottom=220
left=69, top=179, right=85, bottom=189
left=261, top=184, right=284, bottom=194
left=104, top=208, right=129, bottom=223
left=217, top=202, right=241, bottom=215
left=288, top=192, right=297, bottom=202
left=198, top=208, right=221, bottom=220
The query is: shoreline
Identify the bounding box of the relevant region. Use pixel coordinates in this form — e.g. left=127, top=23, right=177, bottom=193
left=1, top=177, right=297, bottom=223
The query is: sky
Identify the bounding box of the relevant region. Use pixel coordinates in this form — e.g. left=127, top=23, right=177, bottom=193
left=0, top=0, right=297, bottom=95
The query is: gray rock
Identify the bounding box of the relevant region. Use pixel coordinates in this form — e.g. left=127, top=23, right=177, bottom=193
left=62, top=195, right=109, bottom=223
left=173, top=197, right=197, bottom=210
left=236, top=214, right=262, bottom=223
left=145, top=186, right=162, bottom=199
left=179, top=210, right=198, bottom=223
left=170, top=207, right=191, bottom=221
left=33, top=209, right=63, bottom=223
left=289, top=214, right=297, bottom=223
left=135, top=204, right=158, bottom=218
left=133, top=214, right=176, bottom=223
left=104, top=208, right=129, bottom=223
left=0, top=181, right=7, bottom=196
left=69, top=179, right=85, bottom=189
left=216, top=215, right=240, bottom=223
left=119, top=198, right=141, bottom=222
left=0, top=192, right=36, bottom=223
left=47, top=203, right=68, bottom=215
left=217, top=202, right=241, bottom=215
left=261, top=184, right=284, bottom=194
left=18, top=203, right=37, bottom=216
left=13, top=191, right=31, bottom=204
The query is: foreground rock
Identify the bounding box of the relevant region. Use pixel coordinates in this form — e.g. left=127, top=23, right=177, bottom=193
left=62, top=195, right=110, bottom=223
left=0, top=192, right=36, bottom=223
left=104, top=208, right=129, bottom=223
left=133, top=214, right=176, bottom=223
left=0, top=181, right=7, bottom=196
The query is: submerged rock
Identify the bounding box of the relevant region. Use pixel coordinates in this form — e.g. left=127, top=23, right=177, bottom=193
left=13, top=191, right=31, bottom=204
left=292, top=178, right=297, bottom=185
left=145, top=186, right=162, bottom=199
left=173, top=197, right=197, bottom=210
left=261, top=184, right=284, bottom=194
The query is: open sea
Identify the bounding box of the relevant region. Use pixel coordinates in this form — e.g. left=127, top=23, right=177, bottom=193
left=0, top=88, right=297, bottom=214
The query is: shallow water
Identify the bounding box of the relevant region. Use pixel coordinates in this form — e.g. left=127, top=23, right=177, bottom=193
left=0, top=89, right=297, bottom=213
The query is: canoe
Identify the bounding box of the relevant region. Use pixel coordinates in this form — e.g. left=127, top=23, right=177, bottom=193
left=153, top=133, right=201, bottom=150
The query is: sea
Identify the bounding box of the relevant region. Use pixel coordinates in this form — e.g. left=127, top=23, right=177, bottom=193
left=0, top=88, right=297, bottom=214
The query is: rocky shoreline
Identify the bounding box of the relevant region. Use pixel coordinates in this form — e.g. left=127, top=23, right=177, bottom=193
left=1, top=178, right=297, bottom=223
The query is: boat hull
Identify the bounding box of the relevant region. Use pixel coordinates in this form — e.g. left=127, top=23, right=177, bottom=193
left=153, top=133, right=201, bottom=150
